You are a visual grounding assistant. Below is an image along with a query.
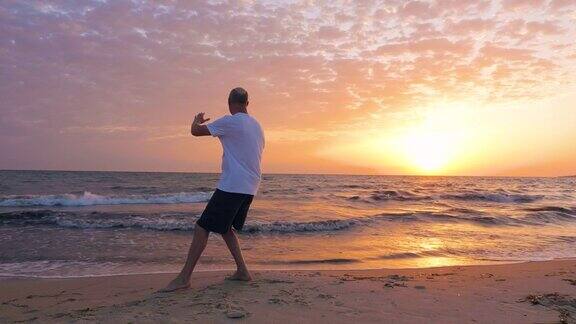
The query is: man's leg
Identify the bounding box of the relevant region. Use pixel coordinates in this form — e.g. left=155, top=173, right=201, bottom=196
left=222, top=229, right=252, bottom=281
left=159, top=225, right=210, bottom=292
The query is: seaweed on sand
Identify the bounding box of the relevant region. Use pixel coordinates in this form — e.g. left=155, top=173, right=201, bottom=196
left=521, top=293, right=576, bottom=324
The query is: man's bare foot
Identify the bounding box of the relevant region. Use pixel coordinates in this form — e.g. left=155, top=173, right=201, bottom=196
left=157, top=276, right=190, bottom=293
left=226, top=270, right=253, bottom=281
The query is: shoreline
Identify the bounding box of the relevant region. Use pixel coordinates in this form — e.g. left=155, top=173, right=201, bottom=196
left=0, top=258, right=536, bottom=281
left=1, top=259, right=575, bottom=323
left=1, top=257, right=571, bottom=281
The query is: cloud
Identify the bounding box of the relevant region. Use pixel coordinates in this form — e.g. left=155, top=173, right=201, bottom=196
left=0, top=0, right=575, bottom=173
left=525, top=21, right=563, bottom=35
left=375, top=38, right=473, bottom=56
left=502, top=0, right=545, bottom=10
left=445, top=18, right=495, bottom=33
left=548, top=0, right=576, bottom=11
left=399, top=1, right=441, bottom=18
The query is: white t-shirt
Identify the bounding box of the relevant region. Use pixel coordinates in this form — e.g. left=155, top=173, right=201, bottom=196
left=207, top=113, right=265, bottom=195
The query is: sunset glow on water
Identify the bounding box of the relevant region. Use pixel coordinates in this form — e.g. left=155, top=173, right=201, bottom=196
left=1, top=171, right=574, bottom=277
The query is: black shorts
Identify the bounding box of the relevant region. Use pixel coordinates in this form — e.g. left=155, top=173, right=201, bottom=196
left=196, top=189, right=254, bottom=234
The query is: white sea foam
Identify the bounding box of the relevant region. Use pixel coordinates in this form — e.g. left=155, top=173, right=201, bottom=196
left=54, top=216, right=196, bottom=231
left=0, top=191, right=212, bottom=207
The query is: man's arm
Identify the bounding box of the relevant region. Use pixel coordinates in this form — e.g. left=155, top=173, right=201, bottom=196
left=191, top=112, right=211, bottom=136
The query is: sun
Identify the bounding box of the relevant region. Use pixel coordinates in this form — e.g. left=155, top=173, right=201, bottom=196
left=395, top=111, right=470, bottom=175
left=403, top=132, right=454, bottom=173
left=317, top=101, right=475, bottom=175
left=388, top=101, right=477, bottom=175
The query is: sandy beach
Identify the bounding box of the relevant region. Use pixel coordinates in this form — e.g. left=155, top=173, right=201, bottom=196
left=1, top=259, right=574, bottom=323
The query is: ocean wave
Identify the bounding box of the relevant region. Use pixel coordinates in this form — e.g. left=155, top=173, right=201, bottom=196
left=1, top=205, right=574, bottom=233
left=376, top=252, right=422, bottom=260
left=0, top=210, right=520, bottom=233
left=523, top=206, right=576, bottom=214
left=55, top=217, right=196, bottom=231
left=0, top=210, right=389, bottom=232
left=521, top=206, right=576, bottom=224
left=372, top=247, right=512, bottom=260
left=0, top=191, right=212, bottom=207
left=370, top=190, right=429, bottom=201
left=338, top=184, right=370, bottom=189
left=344, top=190, right=429, bottom=202
left=262, top=258, right=360, bottom=265
left=0, top=210, right=201, bottom=231
left=0, top=210, right=59, bottom=226
left=346, top=190, right=544, bottom=204
left=242, top=219, right=361, bottom=233
left=439, top=192, right=543, bottom=203
left=383, top=212, right=519, bottom=226
left=0, top=211, right=368, bottom=233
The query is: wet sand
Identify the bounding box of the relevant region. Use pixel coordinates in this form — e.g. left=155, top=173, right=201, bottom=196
left=1, top=259, right=575, bottom=323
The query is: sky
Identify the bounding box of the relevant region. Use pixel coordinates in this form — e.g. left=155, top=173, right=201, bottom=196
left=1, top=0, right=575, bottom=176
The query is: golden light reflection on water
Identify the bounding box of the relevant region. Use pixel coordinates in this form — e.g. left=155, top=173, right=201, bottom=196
left=227, top=187, right=576, bottom=271
left=417, top=237, right=445, bottom=252
left=241, top=216, right=567, bottom=271
left=410, top=257, right=469, bottom=268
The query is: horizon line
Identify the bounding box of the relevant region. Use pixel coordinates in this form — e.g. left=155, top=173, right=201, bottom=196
left=0, top=168, right=573, bottom=178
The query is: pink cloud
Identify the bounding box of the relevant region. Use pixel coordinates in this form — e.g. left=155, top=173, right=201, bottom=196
left=549, top=0, right=576, bottom=11
left=317, top=26, right=345, bottom=40
left=445, top=18, right=495, bottom=33
left=480, top=44, right=535, bottom=61
left=375, top=38, right=473, bottom=56
left=526, top=21, right=563, bottom=35
left=502, top=0, right=545, bottom=10
left=399, top=1, right=440, bottom=18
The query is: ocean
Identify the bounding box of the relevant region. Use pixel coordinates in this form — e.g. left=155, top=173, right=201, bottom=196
left=0, top=170, right=575, bottom=278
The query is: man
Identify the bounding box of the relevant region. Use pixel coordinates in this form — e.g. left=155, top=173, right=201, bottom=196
left=161, top=87, right=264, bottom=292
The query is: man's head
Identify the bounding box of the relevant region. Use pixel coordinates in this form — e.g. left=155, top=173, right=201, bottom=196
left=228, top=87, right=249, bottom=114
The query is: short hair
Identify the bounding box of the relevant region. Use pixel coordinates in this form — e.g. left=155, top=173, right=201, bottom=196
left=228, top=87, right=248, bottom=105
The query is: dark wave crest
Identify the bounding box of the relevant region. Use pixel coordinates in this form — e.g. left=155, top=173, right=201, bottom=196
left=3, top=206, right=574, bottom=234
left=345, top=190, right=545, bottom=204
left=439, top=192, right=543, bottom=203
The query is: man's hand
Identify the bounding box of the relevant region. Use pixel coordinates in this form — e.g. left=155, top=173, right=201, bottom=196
left=193, top=112, right=210, bottom=125
left=191, top=112, right=211, bottom=137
